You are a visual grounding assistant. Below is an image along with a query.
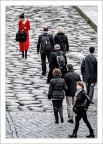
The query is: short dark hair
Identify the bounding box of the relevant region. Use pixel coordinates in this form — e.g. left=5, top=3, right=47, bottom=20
left=66, top=64, right=73, bottom=71
left=89, top=47, right=95, bottom=53
left=19, top=13, right=25, bottom=19
left=43, top=27, right=48, bottom=31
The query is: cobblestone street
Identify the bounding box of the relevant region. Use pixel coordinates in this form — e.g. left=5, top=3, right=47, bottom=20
left=6, top=6, right=97, bottom=138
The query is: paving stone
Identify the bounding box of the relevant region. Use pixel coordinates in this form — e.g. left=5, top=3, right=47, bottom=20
left=16, top=93, right=34, bottom=97
left=31, top=89, right=45, bottom=96
left=6, top=102, right=19, bottom=106
left=19, top=100, right=41, bottom=105
left=18, top=96, right=35, bottom=101
left=6, top=93, right=15, bottom=97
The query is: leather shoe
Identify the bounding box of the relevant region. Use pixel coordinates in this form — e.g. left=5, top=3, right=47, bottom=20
left=68, top=133, right=77, bottom=138
left=68, top=119, right=74, bottom=123
left=55, top=121, right=59, bottom=124
left=86, top=129, right=95, bottom=138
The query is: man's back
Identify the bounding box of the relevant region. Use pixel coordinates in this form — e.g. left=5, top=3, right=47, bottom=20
left=49, top=50, right=67, bottom=69
left=37, top=32, right=54, bottom=54
left=81, top=54, right=97, bottom=83
left=64, top=71, right=81, bottom=96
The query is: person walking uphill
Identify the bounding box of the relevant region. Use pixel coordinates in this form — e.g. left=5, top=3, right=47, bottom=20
left=18, top=13, right=30, bottom=59
left=69, top=81, right=95, bottom=138
left=64, top=64, right=81, bottom=123
left=81, top=47, right=97, bottom=103
left=48, top=68, right=68, bottom=124
left=54, top=26, right=69, bottom=52
left=37, top=27, right=54, bottom=76
left=47, top=44, right=67, bottom=83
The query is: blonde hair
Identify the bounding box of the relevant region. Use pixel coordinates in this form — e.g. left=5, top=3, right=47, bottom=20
left=57, top=26, right=64, bottom=33
left=53, top=68, right=62, bottom=76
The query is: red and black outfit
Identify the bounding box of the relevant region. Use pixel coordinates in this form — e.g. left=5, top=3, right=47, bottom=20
left=18, top=19, right=30, bottom=58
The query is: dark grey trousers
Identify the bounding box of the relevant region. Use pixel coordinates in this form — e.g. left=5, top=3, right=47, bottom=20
left=86, top=83, right=95, bottom=100
left=52, top=100, right=63, bottom=121
left=41, top=53, right=50, bottom=75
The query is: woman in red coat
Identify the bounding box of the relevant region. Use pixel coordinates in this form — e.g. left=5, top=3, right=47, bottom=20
left=18, top=13, right=30, bottom=59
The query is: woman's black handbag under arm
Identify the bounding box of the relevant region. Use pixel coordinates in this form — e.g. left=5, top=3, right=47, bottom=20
left=16, top=30, right=27, bottom=42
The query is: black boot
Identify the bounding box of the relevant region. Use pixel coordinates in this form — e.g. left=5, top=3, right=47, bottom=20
left=22, top=51, right=24, bottom=58
left=68, top=130, right=77, bottom=138
left=61, top=117, right=64, bottom=123
left=86, top=129, right=95, bottom=138
left=55, top=115, right=59, bottom=124
left=54, top=107, right=59, bottom=124
left=25, top=50, right=27, bottom=59
left=55, top=120, right=59, bottom=124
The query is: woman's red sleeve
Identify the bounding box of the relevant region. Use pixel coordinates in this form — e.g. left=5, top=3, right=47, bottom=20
left=18, top=21, right=24, bottom=31
left=25, top=20, right=30, bottom=31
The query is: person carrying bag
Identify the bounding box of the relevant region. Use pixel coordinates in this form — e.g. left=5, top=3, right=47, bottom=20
left=69, top=81, right=95, bottom=138
left=16, top=13, right=30, bottom=59
left=16, top=30, right=27, bottom=42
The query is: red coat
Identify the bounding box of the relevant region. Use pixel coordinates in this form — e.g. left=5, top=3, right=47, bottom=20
left=18, top=19, right=30, bottom=51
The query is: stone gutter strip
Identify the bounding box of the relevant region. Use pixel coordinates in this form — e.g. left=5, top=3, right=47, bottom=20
left=73, top=6, right=97, bottom=32
left=6, top=112, right=18, bottom=138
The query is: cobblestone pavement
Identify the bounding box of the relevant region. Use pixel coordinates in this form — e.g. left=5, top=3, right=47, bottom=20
left=6, top=6, right=97, bottom=138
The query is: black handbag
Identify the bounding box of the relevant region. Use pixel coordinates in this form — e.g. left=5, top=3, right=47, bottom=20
left=73, top=105, right=79, bottom=114
left=16, top=30, right=27, bottom=42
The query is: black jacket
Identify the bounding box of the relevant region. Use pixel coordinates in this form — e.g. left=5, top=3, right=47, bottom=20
left=37, top=32, right=54, bottom=54
left=49, top=50, right=67, bottom=69
left=73, top=89, right=91, bottom=114
left=48, top=76, right=68, bottom=100
left=54, top=33, right=69, bottom=52
left=64, top=70, right=81, bottom=97
left=81, top=54, right=97, bottom=83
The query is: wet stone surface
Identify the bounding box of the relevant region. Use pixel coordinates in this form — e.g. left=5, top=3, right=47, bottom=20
left=5, top=6, right=97, bottom=138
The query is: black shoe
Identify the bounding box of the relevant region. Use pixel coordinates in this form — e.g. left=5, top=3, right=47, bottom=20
left=61, top=117, right=64, bottom=123
left=86, top=134, right=95, bottom=138
left=25, top=50, right=27, bottom=59
left=22, top=51, right=24, bottom=58
left=25, top=53, right=27, bottom=59
left=68, top=133, right=77, bottom=138
left=55, top=120, right=59, bottom=124
left=42, top=72, right=46, bottom=76
left=68, top=119, right=74, bottom=123
left=86, top=130, right=95, bottom=138
left=22, top=55, right=24, bottom=58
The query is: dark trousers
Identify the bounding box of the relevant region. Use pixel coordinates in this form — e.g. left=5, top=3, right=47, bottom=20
left=22, top=50, right=27, bottom=59
left=86, top=83, right=95, bottom=100
left=74, top=110, right=93, bottom=134
left=41, top=53, right=50, bottom=75
left=47, top=68, right=54, bottom=83
left=52, top=100, right=63, bottom=121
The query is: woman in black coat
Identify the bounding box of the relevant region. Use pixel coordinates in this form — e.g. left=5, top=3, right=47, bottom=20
left=69, top=81, right=95, bottom=138
left=54, top=26, right=69, bottom=52
left=48, top=68, right=68, bottom=124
